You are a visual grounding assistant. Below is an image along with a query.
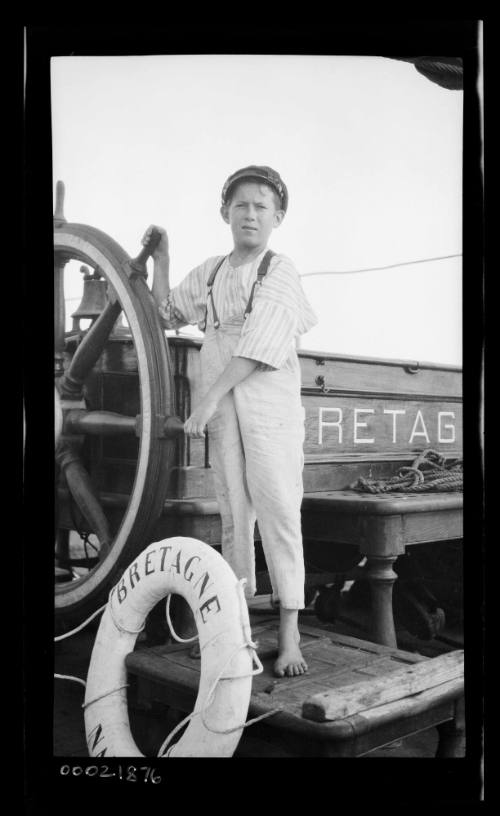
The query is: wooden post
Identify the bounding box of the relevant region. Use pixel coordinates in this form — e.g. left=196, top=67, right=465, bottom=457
left=365, top=555, right=398, bottom=648
left=435, top=696, right=466, bottom=757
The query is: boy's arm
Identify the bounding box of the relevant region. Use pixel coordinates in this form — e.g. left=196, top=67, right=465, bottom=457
left=152, top=253, right=170, bottom=305
left=184, top=356, right=258, bottom=437
left=142, top=225, right=170, bottom=305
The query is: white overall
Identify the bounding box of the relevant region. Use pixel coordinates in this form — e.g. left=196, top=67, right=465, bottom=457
left=200, top=315, right=306, bottom=609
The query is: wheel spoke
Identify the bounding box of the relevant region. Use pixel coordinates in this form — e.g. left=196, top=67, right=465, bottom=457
left=65, top=409, right=138, bottom=437
left=63, top=409, right=185, bottom=438
left=55, top=529, right=71, bottom=578
left=59, top=299, right=122, bottom=398
left=56, top=442, right=112, bottom=559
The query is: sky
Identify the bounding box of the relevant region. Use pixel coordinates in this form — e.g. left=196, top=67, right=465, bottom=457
left=51, top=54, right=463, bottom=365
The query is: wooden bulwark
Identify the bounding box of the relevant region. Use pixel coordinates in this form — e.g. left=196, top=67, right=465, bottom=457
left=90, top=333, right=462, bottom=496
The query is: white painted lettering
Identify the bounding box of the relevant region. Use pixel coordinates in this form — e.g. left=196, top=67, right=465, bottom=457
left=318, top=407, right=343, bottom=445
left=383, top=409, right=406, bottom=443
left=438, top=411, right=456, bottom=443
left=409, top=410, right=430, bottom=444
left=354, top=409, right=375, bottom=444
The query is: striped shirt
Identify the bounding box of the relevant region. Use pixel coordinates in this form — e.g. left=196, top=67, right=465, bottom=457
left=159, top=249, right=318, bottom=369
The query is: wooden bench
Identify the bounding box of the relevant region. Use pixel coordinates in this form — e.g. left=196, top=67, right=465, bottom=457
left=147, top=489, right=463, bottom=649
left=126, top=619, right=465, bottom=758
left=301, top=490, right=463, bottom=647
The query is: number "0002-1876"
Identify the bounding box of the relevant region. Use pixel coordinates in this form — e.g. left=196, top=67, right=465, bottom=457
left=59, top=764, right=162, bottom=783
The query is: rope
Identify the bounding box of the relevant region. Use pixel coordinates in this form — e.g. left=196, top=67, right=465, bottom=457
left=157, top=578, right=283, bottom=757
left=83, top=684, right=129, bottom=711
left=54, top=585, right=143, bottom=710
left=107, top=589, right=146, bottom=635
left=350, top=448, right=463, bottom=494
left=157, top=638, right=283, bottom=757
left=54, top=603, right=107, bottom=641
left=54, top=603, right=108, bottom=707
left=300, top=253, right=462, bottom=278
left=199, top=645, right=283, bottom=736
left=54, top=673, right=87, bottom=689
left=55, top=578, right=281, bottom=756
left=165, top=594, right=198, bottom=644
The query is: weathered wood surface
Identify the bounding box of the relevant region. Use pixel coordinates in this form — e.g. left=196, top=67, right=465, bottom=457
left=301, top=493, right=463, bottom=554
left=126, top=621, right=463, bottom=755
left=302, top=490, right=464, bottom=515
left=302, top=649, right=464, bottom=722
left=299, top=350, right=461, bottom=397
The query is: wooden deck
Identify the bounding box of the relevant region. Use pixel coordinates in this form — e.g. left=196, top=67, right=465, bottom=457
left=125, top=617, right=464, bottom=758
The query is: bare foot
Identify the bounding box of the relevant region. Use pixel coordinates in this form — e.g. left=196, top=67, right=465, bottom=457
left=273, top=607, right=308, bottom=677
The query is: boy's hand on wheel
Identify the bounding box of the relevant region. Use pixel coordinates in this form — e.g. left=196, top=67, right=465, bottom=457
left=141, top=224, right=169, bottom=260
left=184, top=398, right=218, bottom=438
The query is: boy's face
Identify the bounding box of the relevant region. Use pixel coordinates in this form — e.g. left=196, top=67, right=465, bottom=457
left=221, top=182, right=284, bottom=251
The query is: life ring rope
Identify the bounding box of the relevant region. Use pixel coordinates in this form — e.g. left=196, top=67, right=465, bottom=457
left=158, top=578, right=283, bottom=756
left=158, top=636, right=283, bottom=757
left=83, top=684, right=130, bottom=711
left=165, top=593, right=199, bottom=643
left=108, top=592, right=146, bottom=635
left=54, top=603, right=107, bottom=642
left=54, top=673, right=87, bottom=689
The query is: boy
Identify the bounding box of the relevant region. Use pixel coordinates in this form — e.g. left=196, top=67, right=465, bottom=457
left=144, top=165, right=317, bottom=677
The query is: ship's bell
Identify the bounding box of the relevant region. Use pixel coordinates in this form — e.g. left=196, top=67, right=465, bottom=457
left=71, top=266, right=108, bottom=330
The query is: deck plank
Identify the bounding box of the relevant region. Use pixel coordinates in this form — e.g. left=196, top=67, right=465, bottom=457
left=127, top=618, right=435, bottom=724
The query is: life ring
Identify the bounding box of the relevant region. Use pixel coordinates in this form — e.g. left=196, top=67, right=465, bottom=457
left=84, top=536, right=256, bottom=757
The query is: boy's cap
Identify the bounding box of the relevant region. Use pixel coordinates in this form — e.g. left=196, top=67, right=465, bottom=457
left=221, top=165, right=288, bottom=212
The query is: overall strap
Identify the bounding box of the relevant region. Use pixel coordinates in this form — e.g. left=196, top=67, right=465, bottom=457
left=244, top=250, right=275, bottom=319
left=202, top=256, right=226, bottom=331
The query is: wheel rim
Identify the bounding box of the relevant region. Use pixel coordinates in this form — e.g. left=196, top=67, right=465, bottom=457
left=54, top=224, right=176, bottom=621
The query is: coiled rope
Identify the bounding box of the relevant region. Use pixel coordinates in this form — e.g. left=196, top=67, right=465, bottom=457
left=350, top=448, right=463, bottom=494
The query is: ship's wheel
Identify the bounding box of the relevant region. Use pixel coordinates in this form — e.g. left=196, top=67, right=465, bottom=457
left=54, top=181, right=182, bottom=629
